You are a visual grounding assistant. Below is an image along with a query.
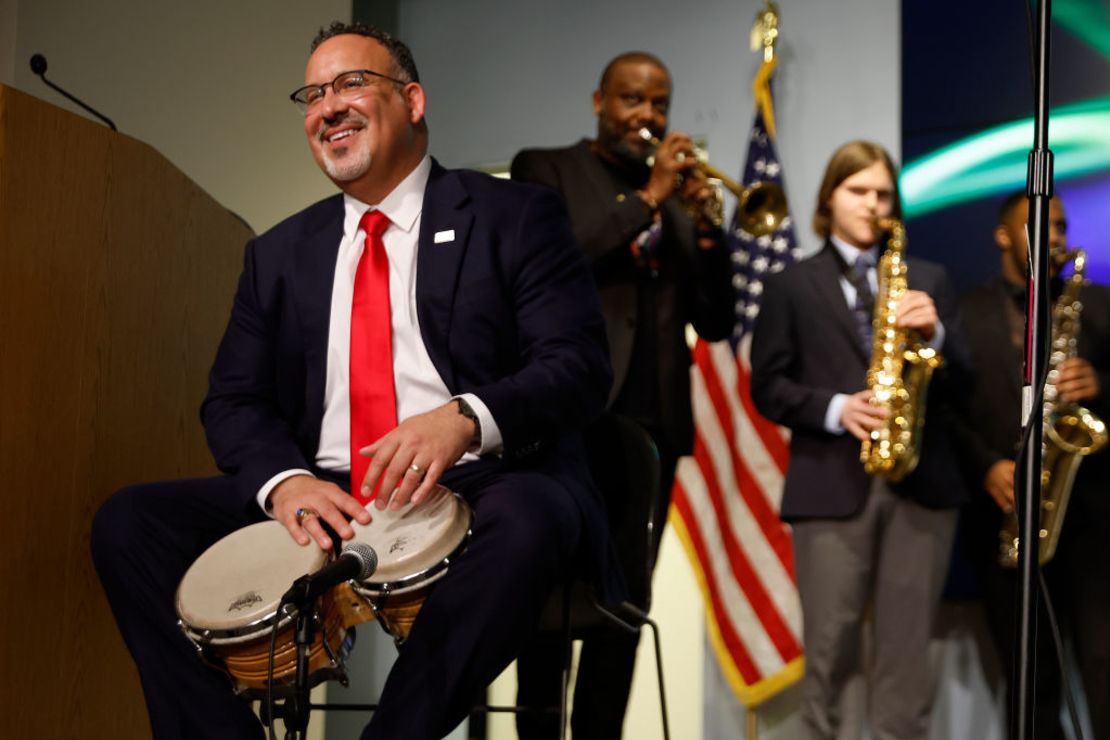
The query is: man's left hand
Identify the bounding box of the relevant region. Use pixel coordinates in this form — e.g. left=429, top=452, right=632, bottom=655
left=1056, top=357, right=1101, bottom=403
left=680, top=171, right=724, bottom=239
left=894, top=290, right=938, bottom=340
left=358, top=401, right=477, bottom=511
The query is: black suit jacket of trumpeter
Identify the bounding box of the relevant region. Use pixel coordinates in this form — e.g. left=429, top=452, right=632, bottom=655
left=510, top=140, right=735, bottom=455
left=199, top=160, right=622, bottom=600
left=750, top=242, right=972, bottom=520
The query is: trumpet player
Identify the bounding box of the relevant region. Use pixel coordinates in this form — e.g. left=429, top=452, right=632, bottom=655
left=958, top=192, right=1110, bottom=739
left=510, top=51, right=734, bottom=739
left=750, top=141, right=970, bottom=740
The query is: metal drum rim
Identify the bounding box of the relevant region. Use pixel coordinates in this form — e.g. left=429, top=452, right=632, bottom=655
left=178, top=604, right=298, bottom=644
left=355, top=523, right=472, bottom=597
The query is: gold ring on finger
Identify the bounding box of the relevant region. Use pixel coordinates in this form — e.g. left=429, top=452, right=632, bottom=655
left=295, top=507, right=318, bottom=524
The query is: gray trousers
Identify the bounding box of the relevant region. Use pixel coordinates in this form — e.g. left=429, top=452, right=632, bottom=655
left=791, top=478, right=957, bottom=740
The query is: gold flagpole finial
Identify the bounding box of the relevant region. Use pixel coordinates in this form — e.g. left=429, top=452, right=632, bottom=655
left=750, top=1, right=781, bottom=63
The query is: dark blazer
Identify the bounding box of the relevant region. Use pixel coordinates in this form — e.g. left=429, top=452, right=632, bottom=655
left=510, top=140, right=734, bottom=454
left=958, top=276, right=1110, bottom=550
left=199, top=160, right=621, bottom=597
left=750, top=242, right=971, bottom=520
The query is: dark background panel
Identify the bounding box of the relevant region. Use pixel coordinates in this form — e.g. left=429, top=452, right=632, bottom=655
left=902, top=0, right=1110, bottom=293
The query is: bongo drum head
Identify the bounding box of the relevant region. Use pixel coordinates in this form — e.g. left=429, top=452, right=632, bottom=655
left=176, top=521, right=327, bottom=641
left=350, top=485, right=471, bottom=595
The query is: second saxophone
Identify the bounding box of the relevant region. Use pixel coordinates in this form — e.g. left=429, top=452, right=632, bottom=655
left=998, top=249, right=1108, bottom=566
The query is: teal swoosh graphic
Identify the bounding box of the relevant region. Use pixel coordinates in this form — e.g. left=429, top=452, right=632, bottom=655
left=901, top=97, right=1110, bottom=218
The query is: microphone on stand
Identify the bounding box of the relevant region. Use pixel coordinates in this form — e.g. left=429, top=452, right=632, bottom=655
left=282, top=541, right=378, bottom=605
left=28, top=54, right=118, bottom=131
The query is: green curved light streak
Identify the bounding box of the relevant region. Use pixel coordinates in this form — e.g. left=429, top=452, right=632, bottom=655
left=1057, top=0, right=1110, bottom=64
left=900, top=97, right=1110, bottom=218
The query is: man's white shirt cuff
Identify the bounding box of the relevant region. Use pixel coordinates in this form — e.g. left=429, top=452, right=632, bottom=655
left=256, top=469, right=315, bottom=516
left=825, top=393, right=848, bottom=434
left=455, top=392, right=503, bottom=455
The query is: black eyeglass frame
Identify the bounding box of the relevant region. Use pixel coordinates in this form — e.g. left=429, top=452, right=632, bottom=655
left=289, top=68, right=407, bottom=112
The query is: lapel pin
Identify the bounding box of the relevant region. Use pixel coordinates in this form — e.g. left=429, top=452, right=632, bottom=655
left=434, top=229, right=455, bottom=244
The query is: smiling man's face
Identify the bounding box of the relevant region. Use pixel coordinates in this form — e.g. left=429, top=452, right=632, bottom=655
left=302, top=34, right=425, bottom=203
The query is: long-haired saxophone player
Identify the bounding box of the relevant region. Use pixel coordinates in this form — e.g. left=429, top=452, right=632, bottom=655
left=749, top=140, right=970, bottom=740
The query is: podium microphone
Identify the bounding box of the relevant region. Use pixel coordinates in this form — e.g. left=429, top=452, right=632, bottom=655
left=29, top=54, right=118, bottom=131
left=282, top=541, right=378, bottom=605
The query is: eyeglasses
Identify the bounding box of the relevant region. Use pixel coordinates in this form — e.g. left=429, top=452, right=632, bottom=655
left=289, top=69, right=407, bottom=113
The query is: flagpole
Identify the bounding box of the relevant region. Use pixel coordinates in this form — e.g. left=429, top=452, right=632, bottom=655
left=744, top=6, right=781, bottom=740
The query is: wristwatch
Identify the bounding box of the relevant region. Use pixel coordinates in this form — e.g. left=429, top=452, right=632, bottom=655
left=455, top=397, right=482, bottom=450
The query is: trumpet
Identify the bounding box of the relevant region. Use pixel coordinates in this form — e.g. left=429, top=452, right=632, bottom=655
left=637, top=128, right=786, bottom=235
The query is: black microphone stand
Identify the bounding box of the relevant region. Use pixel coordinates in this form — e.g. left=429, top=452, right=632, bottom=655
left=277, top=578, right=320, bottom=740
left=1013, top=1, right=1054, bottom=737
left=28, top=54, right=117, bottom=131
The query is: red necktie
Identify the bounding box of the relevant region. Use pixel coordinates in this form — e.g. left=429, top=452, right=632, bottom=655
left=350, top=209, right=395, bottom=504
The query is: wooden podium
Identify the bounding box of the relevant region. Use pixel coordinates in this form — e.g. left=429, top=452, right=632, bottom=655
left=0, top=84, right=253, bottom=738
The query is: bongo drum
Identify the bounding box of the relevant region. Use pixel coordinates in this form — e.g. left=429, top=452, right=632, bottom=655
left=175, top=520, right=367, bottom=695
left=350, top=485, right=472, bottom=642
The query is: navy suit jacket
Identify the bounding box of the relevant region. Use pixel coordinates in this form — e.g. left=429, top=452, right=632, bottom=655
left=199, top=161, right=621, bottom=599
left=750, top=242, right=971, bottom=520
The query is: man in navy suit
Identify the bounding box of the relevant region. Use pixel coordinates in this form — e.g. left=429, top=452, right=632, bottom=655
left=91, top=22, right=617, bottom=740
left=750, top=141, right=969, bottom=740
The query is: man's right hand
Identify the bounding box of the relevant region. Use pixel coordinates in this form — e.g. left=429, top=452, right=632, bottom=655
left=983, top=459, right=1016, bottom=514
left=840, top=389, right=888, bottom=441
left=269, top=475, right=373, bottom=551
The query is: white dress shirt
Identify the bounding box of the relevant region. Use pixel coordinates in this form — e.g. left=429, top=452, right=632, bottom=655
left=256, top=156, right=502, bottom=511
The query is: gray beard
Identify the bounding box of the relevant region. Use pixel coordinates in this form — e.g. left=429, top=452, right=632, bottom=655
left=323, top=145, right=372, bottom=182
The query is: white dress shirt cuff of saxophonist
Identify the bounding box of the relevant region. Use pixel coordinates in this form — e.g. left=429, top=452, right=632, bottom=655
left=823, top=236, right=945, bottom=435
left=255, top=155, right=503, bottom=515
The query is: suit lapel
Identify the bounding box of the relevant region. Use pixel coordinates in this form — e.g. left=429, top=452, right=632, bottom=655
left=810, top=244, right=870, bottom=362
left=416, top=162, right=473, bottom=392
left=293, top=195, right=345, bottom=439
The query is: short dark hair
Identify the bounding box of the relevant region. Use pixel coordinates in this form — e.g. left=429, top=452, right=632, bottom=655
left=998, top=190, right=1028, bottom=224
left=598, top=51, right=669, bottom=91
left=812, top=140, right=902, bottom=238
left=310, top=21, right=420, bottom=84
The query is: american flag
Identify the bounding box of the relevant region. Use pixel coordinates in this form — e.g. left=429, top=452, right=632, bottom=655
left=669, top=76, right=805, bottom=706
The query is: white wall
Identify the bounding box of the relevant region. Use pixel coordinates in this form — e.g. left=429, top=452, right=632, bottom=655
left=12, top=0, right=350, bottom=234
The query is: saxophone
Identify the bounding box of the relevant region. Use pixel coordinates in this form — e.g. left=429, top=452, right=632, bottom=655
left=999, top=249, right=1108, bottom=566
left=860, top=218, right=943, bottom=482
